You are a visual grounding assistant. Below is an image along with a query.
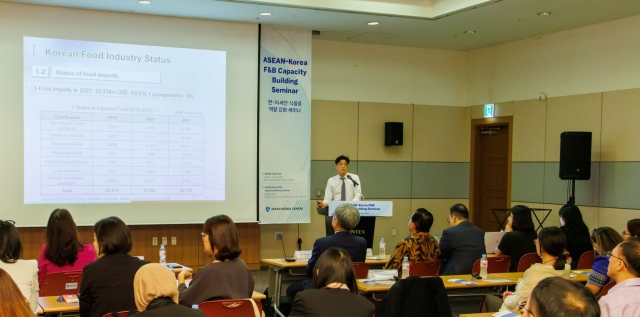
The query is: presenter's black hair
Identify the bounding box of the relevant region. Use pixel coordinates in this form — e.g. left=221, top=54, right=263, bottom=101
left=413, top=208, right=434, bottom=233
left=335, top=155, right=350, bottom=165
left=530, top=277, right=600, bottom=317
left=510, top=205, right=535, bottom=232
left=94, top=216, right=132, bottom=255
left=0, top=220, right=22, bottom=263
left=538, top=227, right=567, bottom=270
left=449, top=204, right=469, bottom=220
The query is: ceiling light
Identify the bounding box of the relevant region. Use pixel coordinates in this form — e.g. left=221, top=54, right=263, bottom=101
left=464, top=30, right=476, bottom=34
left=260, top=12, right=272, bottom=16
left=138, top=0, right=152, bottom=4
left=367, top=21, right=379, bottom=25
left=537, top=12, right=551, bottom=16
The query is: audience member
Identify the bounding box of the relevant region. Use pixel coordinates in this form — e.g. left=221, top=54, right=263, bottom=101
left=599, top=238, right=640, bottom=317
left=438, top=203, right=485, bottom=275
left=559, top=204, right=592, bottom=269
left=524, top=276, right=600, bottom=317
left=384, top=208, right=440, bottom=270
left=178, top=215, right=254, bottom=306
left=289, top=247, right=374, bottom=317
left=586, top=227, right=623, bottom=295
left=486, top=226, right=571, bottom=313
left=286, top=203, right=366, bottom=302
left=0, top=268, right=35, bottom=317
left=79, top=216, right=148, bottom=317
left=38, top=208, right=96, bottom=285
left=0, top=220, right=38, bottom=313
left=622, top=219, right=640, bottom=240
left=495, top=205, right=537, bottom=272
left=134, top=264, right=204, bottom=317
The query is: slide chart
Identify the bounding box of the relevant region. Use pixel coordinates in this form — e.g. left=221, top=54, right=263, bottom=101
left=24, top=37, right=226, bottom=203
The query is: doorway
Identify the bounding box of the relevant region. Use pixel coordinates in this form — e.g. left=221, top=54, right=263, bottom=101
left=470, top=117, right=512, bottom=232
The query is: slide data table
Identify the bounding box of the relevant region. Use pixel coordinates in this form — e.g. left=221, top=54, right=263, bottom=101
left=40, top=111, right=205, bottom=198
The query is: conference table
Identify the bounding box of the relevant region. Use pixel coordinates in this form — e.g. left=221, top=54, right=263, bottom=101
left=357, top=270, right=591, bottom=293
left=37, top=291, right=267, bottom=316
left=261, top=256, right=390, bottom=306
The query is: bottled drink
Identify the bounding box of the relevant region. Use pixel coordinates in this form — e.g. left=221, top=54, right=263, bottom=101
left=401, top=256, right=410, bottom=279
left=159, top=244, right=167, bottom=265
left=480, top=254, right=488, bottom=278
left=433, top=234, right=439, bottom=243
left=379, top=238, right=386, bottom=258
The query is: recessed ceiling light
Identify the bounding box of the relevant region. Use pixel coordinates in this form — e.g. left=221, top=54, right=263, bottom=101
left=367, top=21, right=379, bottom=25
left=464, top=30, right=476, bottom=34
left=538, top=12, right=552, bottom=16
left=138, top=0, right=152, bottom=4
left=260, top=12, right=272, bottom=16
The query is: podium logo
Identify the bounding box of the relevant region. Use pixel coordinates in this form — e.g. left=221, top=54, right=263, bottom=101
left=265, top=206, right=270, bottom=212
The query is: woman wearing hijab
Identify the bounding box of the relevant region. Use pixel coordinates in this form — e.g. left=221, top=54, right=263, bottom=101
left=133, top=264, right=204, bottom=317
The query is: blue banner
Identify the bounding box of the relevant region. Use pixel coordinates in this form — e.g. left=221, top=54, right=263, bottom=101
left=259, top=27, right=311, bottom=224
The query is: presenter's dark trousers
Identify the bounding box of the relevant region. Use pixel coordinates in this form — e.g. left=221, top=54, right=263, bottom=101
left=286, top=278, right=312, bottom=303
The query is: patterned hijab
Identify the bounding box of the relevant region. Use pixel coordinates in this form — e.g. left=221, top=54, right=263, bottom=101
left=133, top=263, right=179, bottom=311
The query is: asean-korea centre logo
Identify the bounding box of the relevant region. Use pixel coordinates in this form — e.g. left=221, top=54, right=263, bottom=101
left=266, top=206, right=270, bottom=212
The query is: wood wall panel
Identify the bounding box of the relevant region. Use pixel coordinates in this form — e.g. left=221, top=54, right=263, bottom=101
left=15, top=223, right=261, bottom=270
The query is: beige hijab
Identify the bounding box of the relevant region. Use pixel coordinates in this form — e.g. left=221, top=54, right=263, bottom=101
left=133, top=264, right=179, bottom=312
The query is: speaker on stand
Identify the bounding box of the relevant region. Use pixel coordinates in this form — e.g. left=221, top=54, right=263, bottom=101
left=559, top=131, right=592, bottom=205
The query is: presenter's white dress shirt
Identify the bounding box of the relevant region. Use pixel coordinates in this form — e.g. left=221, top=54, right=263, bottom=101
left=323, top=173, right=362, bottom=203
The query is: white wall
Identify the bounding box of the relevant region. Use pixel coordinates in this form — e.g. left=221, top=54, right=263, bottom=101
left=467, top=14, right=640, bottom=105
left=312, top=40, right=468, bottom=106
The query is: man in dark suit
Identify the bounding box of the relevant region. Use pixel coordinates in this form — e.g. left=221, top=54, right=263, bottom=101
left=286, top=203, right=367, bottom=301
left=439, top=203, right=486, bottom=275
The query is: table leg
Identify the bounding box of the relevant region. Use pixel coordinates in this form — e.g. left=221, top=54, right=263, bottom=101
left=268, top=265, right=284, bottom=307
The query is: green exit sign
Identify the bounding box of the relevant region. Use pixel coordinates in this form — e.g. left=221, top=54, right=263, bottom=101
left=484, top=104, right=495, bottom=118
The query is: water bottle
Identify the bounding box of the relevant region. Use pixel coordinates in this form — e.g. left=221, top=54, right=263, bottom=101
left=480, top=254, right=488, bottom=278
left=402, top=256, right=410, bottom=279
left=433, top=234, right=439, bottom=243
left=159, top=244, right=166, bottom=265
left=379, top=238, right=386, bottom=258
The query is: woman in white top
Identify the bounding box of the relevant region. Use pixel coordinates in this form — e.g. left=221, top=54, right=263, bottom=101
left=0, top=220, right=39, bottom=313
left=499, top=226, right=571, bottom=312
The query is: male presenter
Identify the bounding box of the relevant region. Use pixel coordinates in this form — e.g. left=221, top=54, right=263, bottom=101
left=317, top=155, right=363, bottom=208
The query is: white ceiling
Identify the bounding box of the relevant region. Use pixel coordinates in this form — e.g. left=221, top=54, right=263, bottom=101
left=3, top=0, right=640, bottom=50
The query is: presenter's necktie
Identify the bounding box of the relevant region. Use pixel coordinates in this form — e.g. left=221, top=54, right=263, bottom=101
left=340, top=178, right=346, bottom=201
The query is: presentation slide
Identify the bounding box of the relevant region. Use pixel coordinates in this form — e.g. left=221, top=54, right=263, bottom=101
left=24, top=37, right=226, bottom=203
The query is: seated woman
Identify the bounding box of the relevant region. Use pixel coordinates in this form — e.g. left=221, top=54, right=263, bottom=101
left=585, top=227, right=623, bottom=295
left=384, top=208, right=440, bottom=270
left=289, top=247, right=375, bottom=317
left=0, top=268, right=35, bottom=317
left=0, top=220, right=38, bottom=313
left=133, top=264, right=204, bottom=317
left=622, top=219, right=640, bottom=240
left=495, top=205, right=537, bottom=272
left=38, top=209, right=96, bottom=285
left=559, top=204, right=592, bottom=269
left=486, top=226, right=571, bottom=313
left=178, top=215, right=254, bottom=306
left=79, top=216, right=148, bottom=317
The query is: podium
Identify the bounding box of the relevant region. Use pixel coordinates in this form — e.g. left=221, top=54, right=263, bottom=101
left=317, top=201, right=393, bottom=248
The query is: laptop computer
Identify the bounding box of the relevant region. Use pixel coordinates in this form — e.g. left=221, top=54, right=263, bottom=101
left=485, top=231, right=506, bottom=254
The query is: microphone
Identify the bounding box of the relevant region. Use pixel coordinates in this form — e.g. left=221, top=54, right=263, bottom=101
left=347, top=175, right=359, bottom=186
left=281, top=238, right=295, bottom=262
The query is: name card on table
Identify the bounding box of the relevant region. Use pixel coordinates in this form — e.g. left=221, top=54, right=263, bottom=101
left=368, top=269, right=398, bottom=281
left=328, top=201, right=393, bottom=217
left=294, top=250, right=312, bottom=260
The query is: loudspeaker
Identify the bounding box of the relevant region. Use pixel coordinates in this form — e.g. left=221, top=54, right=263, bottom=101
left=559, top=132, right=592, bottom=180
left=385, top=122, right=403, bottom=146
